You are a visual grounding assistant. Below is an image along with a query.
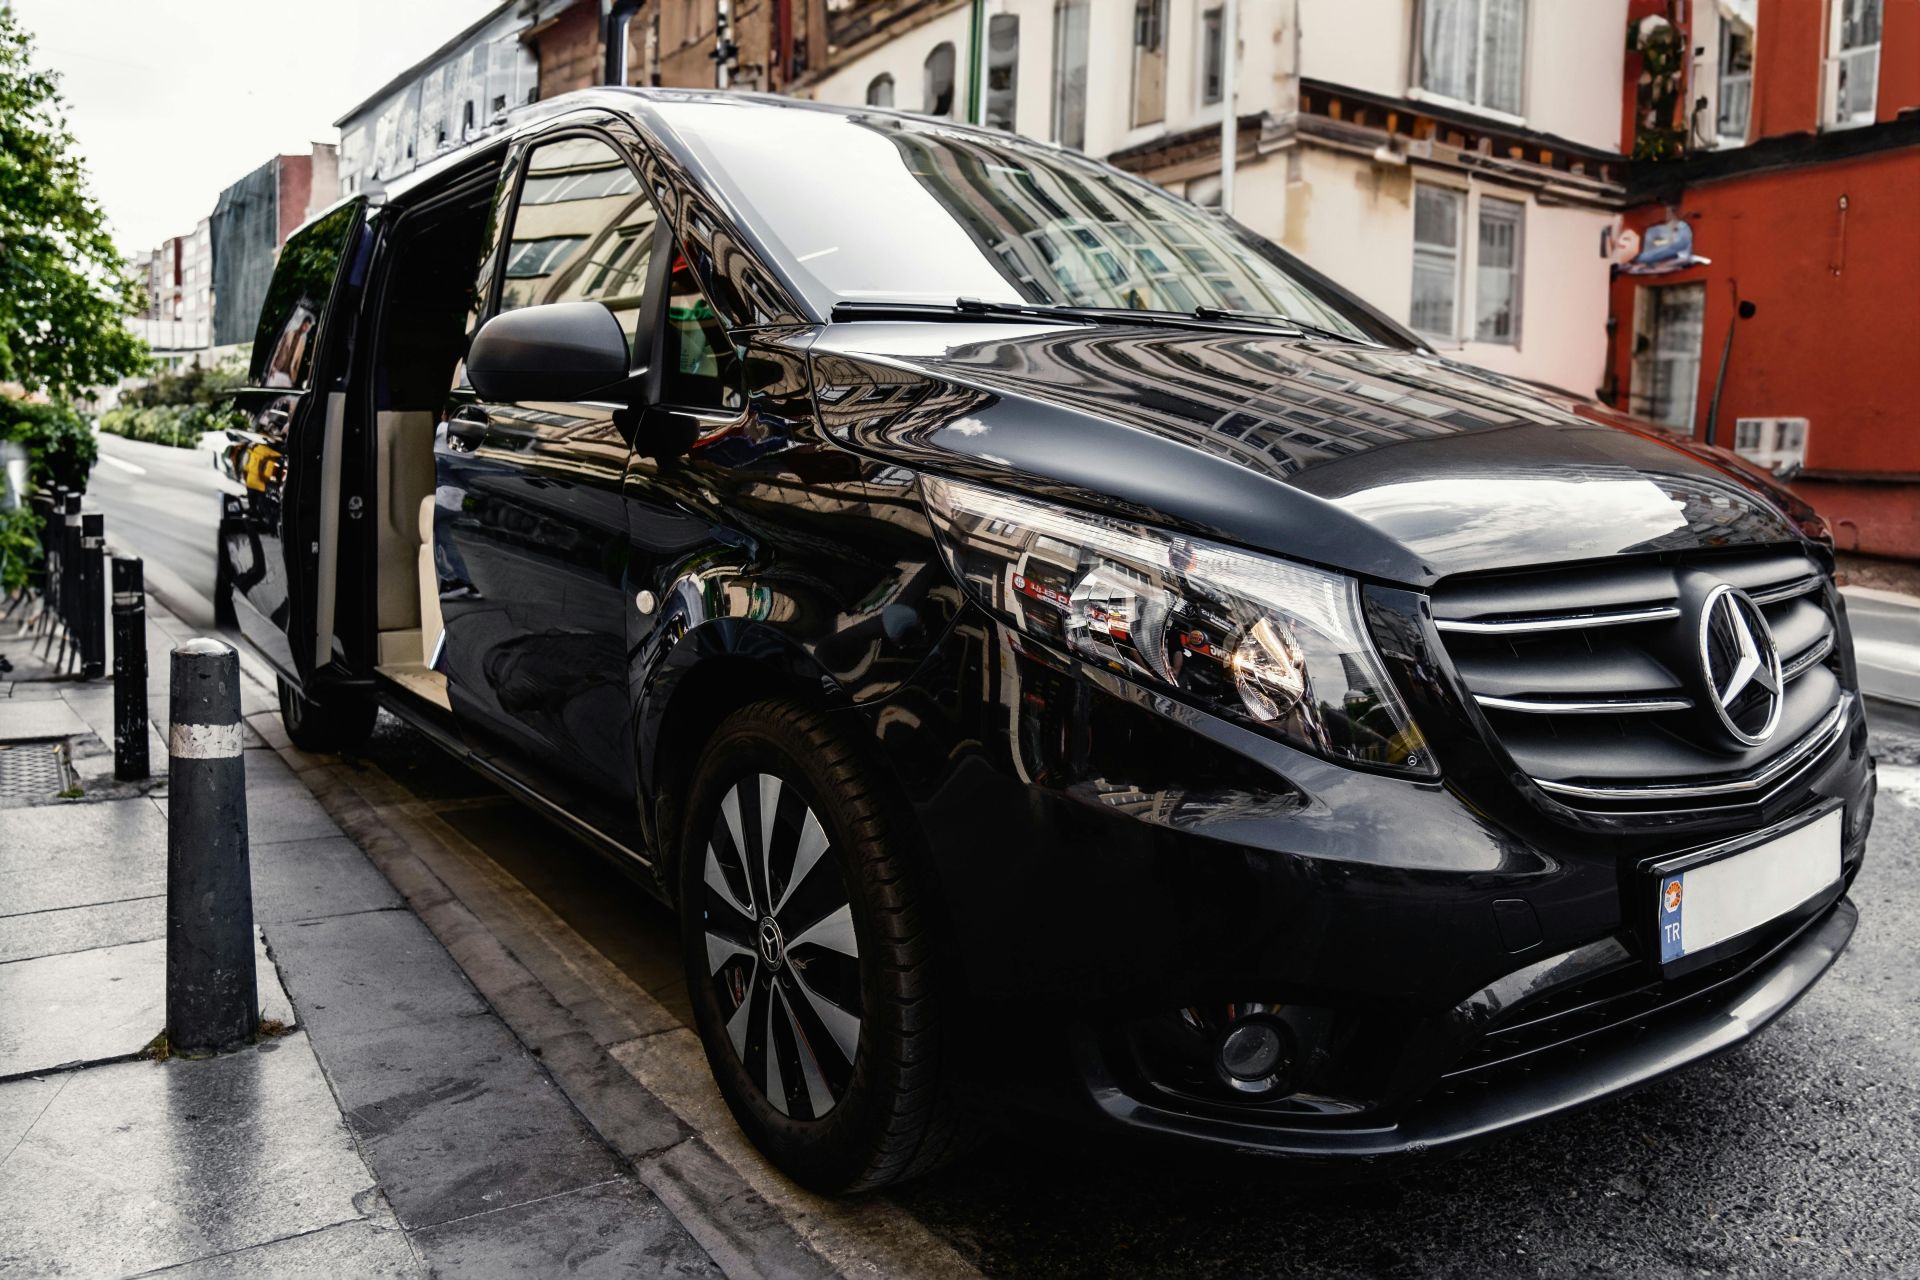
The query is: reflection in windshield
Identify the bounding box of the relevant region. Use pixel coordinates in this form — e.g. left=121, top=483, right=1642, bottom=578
left=657, top=101, right=1387, bottom=341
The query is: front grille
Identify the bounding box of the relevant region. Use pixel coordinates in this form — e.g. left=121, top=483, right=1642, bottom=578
left=1431, top=547, right=1846, bottom=819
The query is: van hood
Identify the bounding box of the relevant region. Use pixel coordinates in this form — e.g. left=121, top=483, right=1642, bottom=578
left=809, top=322, right=1819, bottom=587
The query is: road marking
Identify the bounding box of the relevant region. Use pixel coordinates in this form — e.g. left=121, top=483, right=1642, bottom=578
left=97, top=453, right=146, bottom=476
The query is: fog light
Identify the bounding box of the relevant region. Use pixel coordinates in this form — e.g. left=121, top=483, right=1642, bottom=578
left=1217, top=1016, right=1293, bottom=1091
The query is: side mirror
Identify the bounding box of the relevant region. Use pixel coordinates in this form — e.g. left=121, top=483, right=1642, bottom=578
left=468, top=302, right=630, bottom=403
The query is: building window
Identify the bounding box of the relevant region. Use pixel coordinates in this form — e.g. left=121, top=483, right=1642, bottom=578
left=1716, top=12, right=1755, bottom=145
left=1418, top=0, right=1525, bottom=117
left=1051, top=1, right=1089, bottom=150
left=1474, top=197, right=1523, bottom=343
left=1411, top=185, right=1463, bottom=337
left=925, top=42, right=956, bottom=118
left=1633, top=282, right=1706, bottom=430
left=985, top=14, right=1019, bottom=129
left=1827, top=0, right=1882, bottom=128
left=1132, top=0, right=1168, bottom=127
left=1199, top=5, right=1225, bottom=106
left=867, top=72, right=895, bottom=108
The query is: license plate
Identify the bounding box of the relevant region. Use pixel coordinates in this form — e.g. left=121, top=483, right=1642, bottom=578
left=1656, top=810, right=1842, bottom=964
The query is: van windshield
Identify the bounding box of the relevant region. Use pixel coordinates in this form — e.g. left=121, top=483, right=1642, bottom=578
left=655, top=100, right=1404, bottom=344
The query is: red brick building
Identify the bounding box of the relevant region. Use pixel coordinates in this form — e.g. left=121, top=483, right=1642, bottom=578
left=1612, top=0, right=1920, bottom=561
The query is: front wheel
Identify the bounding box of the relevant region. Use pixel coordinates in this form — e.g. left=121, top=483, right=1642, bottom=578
left=678, top=699, right=974, bottom=1193
left=277, top=674, right=375, bottom=754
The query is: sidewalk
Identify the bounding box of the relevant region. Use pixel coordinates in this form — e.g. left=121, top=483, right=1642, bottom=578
left=0, top=593, right=755, bottom=1276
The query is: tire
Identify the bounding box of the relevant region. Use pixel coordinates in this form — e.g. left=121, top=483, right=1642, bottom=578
left=277, top=673, right=376, bottom=753
left=212, top=538, right=237, bottom=628
left=678, top=699, right=974, bottom=1193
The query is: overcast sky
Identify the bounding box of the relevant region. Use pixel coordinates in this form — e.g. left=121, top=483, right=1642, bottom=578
left=10, top=0, right=500, bottom=256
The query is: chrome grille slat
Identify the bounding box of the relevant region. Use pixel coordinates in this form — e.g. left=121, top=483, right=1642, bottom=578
left=1434, top=605, right=1681, bottom=636
left=1429, top=548, right=1845, bottom=819
left=1474, top=694, right=1693, bottom=715
left=1532, top=702, right=1846, bottom=801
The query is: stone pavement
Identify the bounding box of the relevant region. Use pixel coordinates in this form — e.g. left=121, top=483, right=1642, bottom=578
left=0, top=593, right=741, bottom=1276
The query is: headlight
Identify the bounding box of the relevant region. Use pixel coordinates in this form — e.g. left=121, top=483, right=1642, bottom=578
left=922, top=475, right=1432, bottom=775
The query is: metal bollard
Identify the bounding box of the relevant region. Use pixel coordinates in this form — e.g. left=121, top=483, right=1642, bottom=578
left=166, top=638, right=257, bottom=1053
left=79, top=512, right=106, bottom=679
left=112, top=557, right=149, bottom=780
left=56, top=492, right=82, bottom=670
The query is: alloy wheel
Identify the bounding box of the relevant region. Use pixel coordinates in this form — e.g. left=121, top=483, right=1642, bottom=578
left=700, top=773, right=863, bottom=1119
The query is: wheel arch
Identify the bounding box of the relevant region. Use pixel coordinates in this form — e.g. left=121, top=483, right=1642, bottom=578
left=637, top=617, right=849, bottom=901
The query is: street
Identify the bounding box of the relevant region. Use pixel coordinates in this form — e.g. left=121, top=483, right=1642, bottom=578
left=84, top=433, right=1920, bottom=1277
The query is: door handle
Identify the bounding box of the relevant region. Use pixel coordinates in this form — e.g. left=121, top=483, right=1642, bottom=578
left=446, top=407, right=490, bottom=448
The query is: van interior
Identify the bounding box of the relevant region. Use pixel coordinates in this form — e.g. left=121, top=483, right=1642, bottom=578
left=364, top=180, right=495, bottom=712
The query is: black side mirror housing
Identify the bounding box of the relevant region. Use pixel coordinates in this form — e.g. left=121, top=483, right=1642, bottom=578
left=468, top=302, right=630, bottom=403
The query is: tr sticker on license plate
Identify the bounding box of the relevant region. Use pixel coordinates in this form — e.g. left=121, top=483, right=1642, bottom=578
left=1657, top=810, right=1842, bottom=964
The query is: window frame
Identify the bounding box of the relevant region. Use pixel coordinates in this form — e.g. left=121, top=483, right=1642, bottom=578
left=1473, top=195, right=1524, bottom=345
left=1199, top=4, right=1225, bottom=108
left=487, top=125, right=671, bottom=388
left=1410, top=184, right=1465, bottom=341
left=1051, top=0, right=1090, bottom=150
left=1131, top=0, right=1169, bottom=129
left=1630, top=281, right=1707, bottom=431
left=924, top=41, right=957, bottom=119
left=1824, top=0, right=1882, bottom=129
left=985, top=13, right=1020, bottom=131
left=867, top=72, right=895, bottom=108
left=1715, top=13, right=1755, bottom=147
left=1410, top=0, right=1529, bottom=125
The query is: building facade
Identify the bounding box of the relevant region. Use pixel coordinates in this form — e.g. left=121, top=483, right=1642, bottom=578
left=135, top=218, right=216, bottom=362
left=208, top=148, right=340, bottom=349
left=334, top=0, right=539, bottom=197
left=802, top=0, right=1632, bottom=400
left=1612, top=0, right=1919, bottom=561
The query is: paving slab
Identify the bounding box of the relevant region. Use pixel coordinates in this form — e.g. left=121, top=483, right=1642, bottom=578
left=0, top=697, right=89, bottom=742
left=133, top=1218, right=424, bottom=1279
left=411, top=1177, right=722, bottom=1278
left=317, top=1008, right=625, bottom=1230
left=252, top=834, right=406, bottom=924
left=0, top=797, right=167, bottom=916
left=0, top=934, right=293, bottom=1077
left=0, top=1033, right=378, bottom=1278
left=264, top=908, right=486, bottom=1040
left=0, top=894, right=164, bottom=964
left=155, top=781, right=342, bottom=846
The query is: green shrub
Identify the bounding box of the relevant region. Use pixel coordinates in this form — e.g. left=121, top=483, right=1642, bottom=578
left=98, top=402, right=241, bottom=449
left=0, top=398, right=96, bottom=492
left=0, top=502, right=39, bottom=594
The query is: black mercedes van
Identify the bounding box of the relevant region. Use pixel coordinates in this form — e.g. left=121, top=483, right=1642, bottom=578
left=217, top=88, right=1875, bottom=1193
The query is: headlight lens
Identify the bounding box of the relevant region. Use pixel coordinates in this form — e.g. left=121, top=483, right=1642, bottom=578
left=922, top=476, right=1431, bottom=774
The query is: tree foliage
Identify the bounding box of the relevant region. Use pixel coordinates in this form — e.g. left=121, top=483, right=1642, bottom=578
left=0, top=10, right=146, bottom=397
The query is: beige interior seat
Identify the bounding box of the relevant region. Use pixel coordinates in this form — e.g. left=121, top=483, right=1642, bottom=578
left=419, top=494, right=443, bottom=665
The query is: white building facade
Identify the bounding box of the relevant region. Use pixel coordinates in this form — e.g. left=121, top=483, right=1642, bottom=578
left=335, top=0, right=539, bottom=197
left=807, top=0, right=1629, bottom=398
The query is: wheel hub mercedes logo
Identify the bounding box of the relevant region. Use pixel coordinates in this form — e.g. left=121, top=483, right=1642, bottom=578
left=1697, top=584, right=1783, bottom=747
left=757, top=916, right=786, bottom=971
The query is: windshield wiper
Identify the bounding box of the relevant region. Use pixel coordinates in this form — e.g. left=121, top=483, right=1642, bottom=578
left=830, top=297, right=1321, bottom=337
left=1190, top=305, right=1372, bottom=345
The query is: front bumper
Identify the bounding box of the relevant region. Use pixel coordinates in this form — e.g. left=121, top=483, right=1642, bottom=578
left=1074, top=895, right=1856, bottom=1160
left=859, top=604, right=1874, bottom=1158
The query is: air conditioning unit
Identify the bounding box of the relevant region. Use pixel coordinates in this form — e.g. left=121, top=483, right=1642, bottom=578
left=1732, top=416, right=1809, bottom=474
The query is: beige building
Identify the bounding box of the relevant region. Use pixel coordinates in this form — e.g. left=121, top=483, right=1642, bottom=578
left=804, top=0, right=1630, bottom=399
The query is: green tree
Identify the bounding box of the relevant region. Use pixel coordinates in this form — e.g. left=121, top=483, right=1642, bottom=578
left=0, top=10, right=146, bottom=398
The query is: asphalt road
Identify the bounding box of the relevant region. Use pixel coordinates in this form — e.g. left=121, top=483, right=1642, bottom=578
left=86, top=429, right=1920, bottom=1277
left=1846, top=589, right=1920, bottom=709
left=85, top=431, right=228, bottom=631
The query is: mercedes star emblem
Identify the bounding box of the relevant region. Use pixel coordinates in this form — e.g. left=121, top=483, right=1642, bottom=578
left=1698, top=584, right=1784, bottom=747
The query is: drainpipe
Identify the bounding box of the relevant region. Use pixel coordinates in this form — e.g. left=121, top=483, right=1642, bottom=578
left=605, top=0, right=643, bottom=86
left=966, top=0, right=986, bottom=125
left=1220, top=0, right=1239, bottom=215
